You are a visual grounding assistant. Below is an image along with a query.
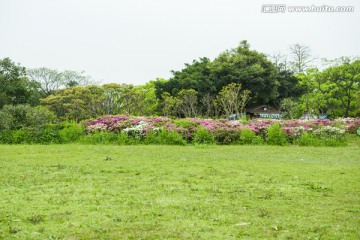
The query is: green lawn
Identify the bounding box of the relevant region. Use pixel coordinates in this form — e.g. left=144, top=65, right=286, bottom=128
left=0, top=144, right=359, bottom=239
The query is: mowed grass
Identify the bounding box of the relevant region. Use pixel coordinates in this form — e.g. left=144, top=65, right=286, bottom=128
left=0, top=143, right=359, bottom=239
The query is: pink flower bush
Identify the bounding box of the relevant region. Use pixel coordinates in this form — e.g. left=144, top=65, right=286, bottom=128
left=84, top=115, right=359, bottom=141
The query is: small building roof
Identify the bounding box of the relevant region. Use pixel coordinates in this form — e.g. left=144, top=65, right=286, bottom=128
left=246, top=105, right=281, bottom=114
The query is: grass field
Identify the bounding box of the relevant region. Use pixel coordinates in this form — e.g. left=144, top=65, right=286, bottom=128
left=0, top=143, right=359, bottom=239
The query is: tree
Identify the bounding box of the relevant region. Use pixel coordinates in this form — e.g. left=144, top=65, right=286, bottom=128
left=155, top=41, right=283, bottom=111
left=61, top=70, right=95, bottom=88
left=41, top=85, right=104, bottom=121
left=323, top=60, right=360, bottom=117
left=161, top=92, right=179, bottom=117
left=274, top=69, right=307, bottom=107
left=131, top=81, right=159, bottom=116
left=0, top=58, right=38, bottom=107
left=289, top=43, right=314, bottom=73
left=211, top=41, right=279, bottom=105
left=27, top=68, right=95, bottom=96
left=27, top=67, right=62, bottom=96
left=0, top=104, right=54, bottom=130
left=216, top=83, right=251, bottom=117
left=297, top=60, right=360, bottom=117
left=201, top=93, right=215, bottom=117
left=239, top=89, right=251, bottom=114
left=269, top=51, right=289, bottom=71
left=178, top=89, right=198, bottom=117
left=102, top=83, right=125, bottom=115
left=280, top=98, right=302, bottom=119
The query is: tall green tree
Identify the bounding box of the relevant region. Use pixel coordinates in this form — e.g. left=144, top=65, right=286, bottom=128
left=210, top=41, right=279, bottom=105
left=322, top=60, right=360, bottom=117
left=298, top=60, right=360, bottom=117
left=0, top=58, right=39, bottom=108
left=155, top=41, right=288, bottom=114
left=41, top=85, right=105, bottom=121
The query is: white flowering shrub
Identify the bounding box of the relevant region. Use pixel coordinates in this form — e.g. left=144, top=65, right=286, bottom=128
left=123, top=121, right=148, bottom=139
left=313, top=126, right=345, bottom=139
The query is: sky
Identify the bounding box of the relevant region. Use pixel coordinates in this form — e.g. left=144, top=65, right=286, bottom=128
left=1, top=0, right=359, bottom=85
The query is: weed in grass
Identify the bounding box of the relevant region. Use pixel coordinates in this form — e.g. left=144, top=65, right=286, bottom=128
left=28, top=214, right=44, bottom=224
left=9, top=227, right=20, bottom=234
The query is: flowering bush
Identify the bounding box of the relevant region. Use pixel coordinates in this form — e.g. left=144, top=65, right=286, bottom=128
left=83, top=116, right=360, bottom=145
left=312, top=126, right=346, bottom=140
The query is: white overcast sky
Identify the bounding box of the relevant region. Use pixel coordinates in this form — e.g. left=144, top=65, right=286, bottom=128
left=1, top=0, right=359, bottom=85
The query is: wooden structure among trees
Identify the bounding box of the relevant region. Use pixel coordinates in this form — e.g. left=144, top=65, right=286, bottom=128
left=246, top=105, right=281, bottom=119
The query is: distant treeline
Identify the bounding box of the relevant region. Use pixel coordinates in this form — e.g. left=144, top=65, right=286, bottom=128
left=1, top=40, right=359, bottom=122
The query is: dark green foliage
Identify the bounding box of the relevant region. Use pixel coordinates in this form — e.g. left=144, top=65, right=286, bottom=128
left=0, top=58, right=40, bottom=107
left=211, top=41, right=279, bottom=105
left=0, top=105, right=54, bottom=131
left=0, top=130, right=13, bottom=143
left=213, top=128, right=241, bottom=145
left=155, top=41, right=297, bottom=117
left=154, top=58, right=214, bottom=101
left=193, top=127, right=215, bottom=145
left=0, top=111, right=13, bottom=131
left=26, top=107, right=55, bottom=128
left=266, top=123, right=288, bottom=146
left=0, top=104, right=32, bottom=130
left=276, top=70, right=307, bottom=104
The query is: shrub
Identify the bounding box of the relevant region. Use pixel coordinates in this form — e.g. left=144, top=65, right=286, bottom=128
left=240, top=128, right=263, bottom=145
left=122, top=121, right=147, bottom=141
left=173, top=119, right=198, bottom=128
left=295, top=132, right=322, bottom=146
left=266, top=123, right=288, bottom=146
left=118, top=132, right=130, bottom=145
left=312, top=126, right=345, bottom=140
left=193, top=127, right=215, bottom=145
left=0, top=111, right=13, bottom=131
left=0, top=105, right=55, bottom=131
left=0, top=105, right=32, bottom=130
left=295, top=132, right=346, bottom=147
left=143, top=129, right=186, bottom=145
left=26, top=107, right=55, bottom=128
left=33, top=126, right=61, bottom=144
left=213, top=128, right=241, bottom=145
left=144, top=130, right=162, bottom=145
left=59, top=123, right=84, bottom=143
left=160, top=130, right=186, bottom=145
left=0, top=130, right=13, bottom=143
left=12, top=129, right=31, bottom=144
